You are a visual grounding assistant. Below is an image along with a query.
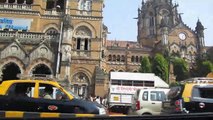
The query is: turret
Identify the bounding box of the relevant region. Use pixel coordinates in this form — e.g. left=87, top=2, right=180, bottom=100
left=160, top=17, right=169, bottom=46
left=137, top=0, right=180, bottom=47
left=195, top=19, right=205, bottom=55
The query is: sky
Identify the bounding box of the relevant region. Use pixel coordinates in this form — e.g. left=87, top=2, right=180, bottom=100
left=103, top=0, right=213, bottom=46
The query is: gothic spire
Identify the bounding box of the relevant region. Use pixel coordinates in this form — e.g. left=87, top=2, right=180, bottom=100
left=196, top=19, right=204, bottom=37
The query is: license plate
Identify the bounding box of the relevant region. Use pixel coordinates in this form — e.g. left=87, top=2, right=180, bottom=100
left=113, top=96, right=119, bottom=101
left=163, top=102, right=171, bottom=108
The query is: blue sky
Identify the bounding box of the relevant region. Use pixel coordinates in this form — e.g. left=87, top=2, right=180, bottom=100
left=103, top=0, right=213, bottom=46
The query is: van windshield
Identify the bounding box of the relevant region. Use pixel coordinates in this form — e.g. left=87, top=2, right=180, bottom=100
left=192, top=85, right=213, bottom=99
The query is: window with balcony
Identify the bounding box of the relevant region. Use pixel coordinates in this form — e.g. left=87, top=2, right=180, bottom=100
left=46, top=0, right=64, bottom=10
left=26, top=0, right=33, bottom=4
left=74, top=26, right=92, bottom=56
left=78, top=0, right=92, bottom=11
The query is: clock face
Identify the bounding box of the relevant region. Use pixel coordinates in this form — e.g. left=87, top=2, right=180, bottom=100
left=179, top=33, right=186, bottom=40
left=159, top=9, right=170, bottom=16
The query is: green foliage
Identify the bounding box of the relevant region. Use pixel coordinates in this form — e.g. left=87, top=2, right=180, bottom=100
left=169, top=82, right=181, bottom=87
left=173, top=58, right=189, bottom=81
left=200, top=60, right=213, bottom=76
left=152, top=54, right=168, bottom=82
left=140, top=56, right=152, bottom=73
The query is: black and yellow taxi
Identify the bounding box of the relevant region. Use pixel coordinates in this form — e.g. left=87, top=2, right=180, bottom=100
left=0, top=78, right=107, bottom=115
left=162, top=77, right=213, bottom=114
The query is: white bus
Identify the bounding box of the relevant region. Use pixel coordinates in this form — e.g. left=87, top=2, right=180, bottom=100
left=108, top=72, right=169, bottom=113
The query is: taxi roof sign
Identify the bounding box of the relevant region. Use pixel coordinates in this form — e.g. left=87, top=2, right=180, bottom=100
left=180, top=77, right=213, bottom=84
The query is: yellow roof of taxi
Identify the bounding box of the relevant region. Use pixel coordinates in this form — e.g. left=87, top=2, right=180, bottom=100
left=1, top=79, right=58, bottom=84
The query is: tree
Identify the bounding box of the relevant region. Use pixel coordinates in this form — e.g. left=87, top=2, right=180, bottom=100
left=173, top=58, right=189, bottom=81
left=139, top=56, right=152, bottom=73
left=152, top=54, right=168, bottom=82
left=199, top=60, right=213, bottom=77
left=206, top=47, right=213, bottom=63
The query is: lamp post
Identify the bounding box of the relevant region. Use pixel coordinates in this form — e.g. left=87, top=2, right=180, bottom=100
left=55, top=5, right=64, bottom=78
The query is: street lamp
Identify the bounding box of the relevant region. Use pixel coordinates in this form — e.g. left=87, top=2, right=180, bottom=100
left=55, top=5, right=64, bottom=77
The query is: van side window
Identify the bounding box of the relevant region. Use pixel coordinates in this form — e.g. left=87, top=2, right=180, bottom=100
left=150, top=91, right=166, bottom=101
left=142, top=91, right=148, bottom=101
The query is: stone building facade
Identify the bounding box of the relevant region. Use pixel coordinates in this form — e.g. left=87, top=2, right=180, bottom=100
left=0, top=0, right=107, bottom=98
left=0, top=0, right=206, bottom=98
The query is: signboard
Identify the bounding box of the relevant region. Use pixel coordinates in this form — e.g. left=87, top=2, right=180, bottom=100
left=0, top=17, right=32, bottom=31
left=109, top=94, right=132, bottom=104
left=110, top=85, right=150, bottom=94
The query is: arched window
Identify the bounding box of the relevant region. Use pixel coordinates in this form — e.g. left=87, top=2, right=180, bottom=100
left=118, top=70, right=123, bottom=72
left=136, top=56, right=139, bottom=63
left=17, top=0, right=24, bottom=4
left=140, top=56, right=143, bottom=63
left=78, top=0, right=92, bottom=11
left=71, top=72, right=89, bottom=98
left=45, top=28, right=58, bottom=35
left=131, top=56, right=135, bottom=62
left=56, top=0, right=65, bottom=10
left=26, top=0, right=33, bottom=4
left=117, top=55, right=120, bottom=62
left=46, top=0, right=54, bottom=9
left=74, top=26, right=92, bottom=51
left=112, top=55, right=116, bottom=62
left=121, top=55, right=125, bottom=62
left=0, top=0, right=6, bottom=3
left=8, top=0, right=15, bottom=3
left=108, top=55, right=112, bottom=61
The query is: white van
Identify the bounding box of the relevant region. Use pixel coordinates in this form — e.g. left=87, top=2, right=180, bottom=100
left=130, top=88, right=170, bottom=115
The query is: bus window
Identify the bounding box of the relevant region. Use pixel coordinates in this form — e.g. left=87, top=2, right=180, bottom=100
left=133, top=81, right=144, bottom=86
left=144, top=81, right=154, bottom=87
left=111, top=80, right=121, bottom=85
left=122, top=80, right=133, bottom=86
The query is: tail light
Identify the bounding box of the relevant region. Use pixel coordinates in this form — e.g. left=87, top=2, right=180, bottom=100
left=175, top=100, right=181, bottom=112
left=136, top=100, right=141, bottom=110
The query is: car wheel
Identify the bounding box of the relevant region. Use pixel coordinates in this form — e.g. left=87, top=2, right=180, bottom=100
left=127, top=108, right=133, bottom=115
left=142, top=113, right=152, bottom=115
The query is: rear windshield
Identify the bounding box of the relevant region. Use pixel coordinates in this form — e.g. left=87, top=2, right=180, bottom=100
left=192, top=85, right=213, bottom=99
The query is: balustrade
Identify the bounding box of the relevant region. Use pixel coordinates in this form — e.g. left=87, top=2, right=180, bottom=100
left=0, top=31, right=59, bottom=42
left=0, top=3, right=32, bottom=10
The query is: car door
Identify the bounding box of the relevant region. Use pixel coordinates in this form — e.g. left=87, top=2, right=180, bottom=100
left=35, top=83, right=75, bottom=113
left=4, top=82, right=39, bottom=112
left=148, top=91, right=166, bottom=113
left=140, top=91, right=150, bottom=113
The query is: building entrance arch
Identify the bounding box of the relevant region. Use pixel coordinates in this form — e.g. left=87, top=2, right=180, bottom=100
left=71, top=72, right=90, bottom=98
left=31, top=64, right=52, bottom=75
left=2, top=62, right=21, bottom=81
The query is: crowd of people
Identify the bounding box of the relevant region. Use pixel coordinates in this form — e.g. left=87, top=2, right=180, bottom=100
left=87, top=95, right=108, bottom=107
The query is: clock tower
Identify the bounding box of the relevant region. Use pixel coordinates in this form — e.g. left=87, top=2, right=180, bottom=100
left=137, top=0, right=204, bottom=62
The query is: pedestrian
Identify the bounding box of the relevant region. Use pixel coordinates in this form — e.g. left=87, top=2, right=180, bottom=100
left=95, top=96, right=101, bottom=104
left=43, top=86, right=53, bottom=99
